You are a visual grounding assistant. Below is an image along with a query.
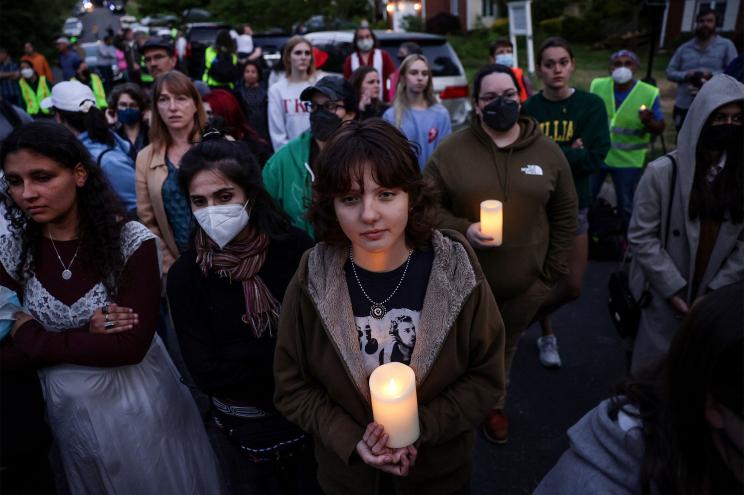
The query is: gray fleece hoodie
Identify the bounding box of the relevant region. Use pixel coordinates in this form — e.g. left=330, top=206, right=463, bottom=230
left=533, top=399, right=646, bottom=495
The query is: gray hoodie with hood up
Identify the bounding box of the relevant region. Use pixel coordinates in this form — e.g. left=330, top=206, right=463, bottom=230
left=627, top=74, right=744, bottom=373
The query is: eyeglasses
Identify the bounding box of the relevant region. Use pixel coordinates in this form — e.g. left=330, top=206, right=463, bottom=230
left=478, top=90, right=519, bottom=103
left=143, top=53, right=168, bottom=63
left=306, top=101, right=345, bottom=113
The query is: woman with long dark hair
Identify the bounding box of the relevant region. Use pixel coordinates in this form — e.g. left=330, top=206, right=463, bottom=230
left=273, top=119, right=504, bottom=494
left=108, top=82, right=150, bottom=161
left=349, top=66, right=389, bottom=120
left=628, top=74, right=744, bottom=372
left=167, top=135, right=315, bottom=493
left=0, top=121, right=222, bottom=493
left=234, top=59, right=271, bottom=144
left=534, top=281, right=743, bottom=494
left=45, top=80, right=136, bottom=216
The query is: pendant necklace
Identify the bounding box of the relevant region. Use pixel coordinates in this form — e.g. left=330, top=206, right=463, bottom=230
left=349, top=247, right=413, bottom=320
left=48, top=234, right=81, bottom=281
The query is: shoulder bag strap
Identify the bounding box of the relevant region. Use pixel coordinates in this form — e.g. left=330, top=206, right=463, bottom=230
left=97, top=147, right=114, bottom=168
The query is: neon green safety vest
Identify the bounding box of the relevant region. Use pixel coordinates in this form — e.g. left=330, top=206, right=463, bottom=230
left=140, top=55, right=154, bottom=84
left=72, top=73, right=107, bottom=109
left=202, top=46, right=237, bottom=88
left=590, top=76, right=659, bottom=168
left=18, top=76, right=51, bottom=116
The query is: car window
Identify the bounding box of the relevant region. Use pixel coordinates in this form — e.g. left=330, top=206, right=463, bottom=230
left=311, top=38, right=462, bottom=77
left=188, top=28, right=224, bottom=45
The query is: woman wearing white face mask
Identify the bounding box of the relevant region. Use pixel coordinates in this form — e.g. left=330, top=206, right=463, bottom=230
left=343, top=26, right=395, bottom=102
left=17, top=60, right=50, bottom=117
left=166, top=133, right=316, bottom=494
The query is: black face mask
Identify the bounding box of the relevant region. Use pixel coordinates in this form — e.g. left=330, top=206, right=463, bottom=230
left=481, top=97, right=520, bottom=132
left=310, top=109, right=342, bottom=141
left=701, top=123, right=743, bottom=151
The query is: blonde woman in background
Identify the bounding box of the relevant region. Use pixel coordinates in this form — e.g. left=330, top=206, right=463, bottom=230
left=383, top=54, right=451, bottom=170
left=267, top=35, right=320, bottom=150
left=136, top=71, right=208, bottom=273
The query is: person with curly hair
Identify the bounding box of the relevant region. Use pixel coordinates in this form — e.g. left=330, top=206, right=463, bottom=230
left=273, top=118, right=505, bottom=494
left=0, top=121, right=222, bottom=493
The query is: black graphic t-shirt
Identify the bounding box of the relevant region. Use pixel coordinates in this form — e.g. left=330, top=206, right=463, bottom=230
left=344, top=248, right=434, bottom=375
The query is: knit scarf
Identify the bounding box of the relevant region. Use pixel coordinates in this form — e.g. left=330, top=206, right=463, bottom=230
left=195, top=227, right=279, bottom=338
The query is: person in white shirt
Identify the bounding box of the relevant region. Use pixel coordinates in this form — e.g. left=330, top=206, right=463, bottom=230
left=268, top=35, right=318, bottom=151
left=231, top=24, right=262, bottom=64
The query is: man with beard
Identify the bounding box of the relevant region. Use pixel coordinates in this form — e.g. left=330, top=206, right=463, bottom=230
left=262, top=76, right=356, bottom=237
left=666, top=9, right=737, bottom=131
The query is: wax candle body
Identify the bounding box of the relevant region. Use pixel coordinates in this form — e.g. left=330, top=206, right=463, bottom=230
left=480, top=200, right=503, bottom=246
left=369, top=362, right=420, bottom=448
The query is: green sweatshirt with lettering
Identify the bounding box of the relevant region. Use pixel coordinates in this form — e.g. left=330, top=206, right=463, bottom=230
left=522, top=89, right=610, bottom=209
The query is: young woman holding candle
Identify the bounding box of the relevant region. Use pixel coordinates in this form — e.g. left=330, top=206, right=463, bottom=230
left=273, top=118, right=505, bottom=494
left=424, top=64, right=578, bottom=444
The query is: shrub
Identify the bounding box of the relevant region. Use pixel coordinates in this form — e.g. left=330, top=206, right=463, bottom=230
left=426, top=12, right=462, bottom=35
left=402, top=15, right=425, bottom=33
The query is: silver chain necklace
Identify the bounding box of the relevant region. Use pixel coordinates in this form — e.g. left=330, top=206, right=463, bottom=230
left=349, top=247, right=413, bottom=320
left=48, top=235, right=81, bottom=281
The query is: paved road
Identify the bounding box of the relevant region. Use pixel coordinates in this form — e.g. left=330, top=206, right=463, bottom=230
left=471, top=259, right=627, bottom=494
left=79, top=7, right=121, bottom=43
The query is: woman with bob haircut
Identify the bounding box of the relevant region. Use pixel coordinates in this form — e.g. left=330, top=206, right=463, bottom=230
left=273, top=118, right=505, bottom=495
left=0, top=121, right=222, bottom=493
left=267, top=35, right=319, bottom=151
left=136, top=71, right=208, bottom=272
left=534, top=280, right=743, bottom=495
left=382, top=54, right=451, bottom=170
left=166, top=134, right=315, bottom=493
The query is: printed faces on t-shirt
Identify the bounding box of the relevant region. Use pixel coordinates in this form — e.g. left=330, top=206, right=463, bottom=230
left=356, top=308, right=420, bottom=374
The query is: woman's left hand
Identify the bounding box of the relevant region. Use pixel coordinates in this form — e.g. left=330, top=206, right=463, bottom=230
left=89, top=304, right=139, bottom=334
left=10, top=311, right=35, bottom=338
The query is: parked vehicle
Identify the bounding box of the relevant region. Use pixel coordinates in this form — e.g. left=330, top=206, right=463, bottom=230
left=252, top=32, right=291, bottom=71
left=184, top=22, right=232, bottom=79
left=120, top=15, right=137, bottom=30
left=63, top=17, right=84, bottom=38
left=305, top=30, right=471, bottom=126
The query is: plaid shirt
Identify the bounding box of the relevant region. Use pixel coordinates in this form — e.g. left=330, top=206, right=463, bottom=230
left=0, top=59, right=20, bottom=106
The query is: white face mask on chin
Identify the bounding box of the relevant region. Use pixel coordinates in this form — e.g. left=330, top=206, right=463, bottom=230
left=193, top=200, right=251, bottom=249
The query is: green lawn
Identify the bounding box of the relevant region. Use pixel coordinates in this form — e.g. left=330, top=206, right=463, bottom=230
left=448, top=35, right=678, bottom=153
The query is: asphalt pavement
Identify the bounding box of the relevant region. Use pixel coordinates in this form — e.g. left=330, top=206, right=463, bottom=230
left=78, top=7, right=121, bottom=43
left=471, top=260, right=627, bottom=494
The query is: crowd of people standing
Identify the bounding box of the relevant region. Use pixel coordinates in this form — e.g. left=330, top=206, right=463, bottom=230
left=0, top=9, right=742, bottom=495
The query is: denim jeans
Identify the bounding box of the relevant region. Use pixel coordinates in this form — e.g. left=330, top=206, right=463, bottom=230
left=592, top=165, right=643, bottom=232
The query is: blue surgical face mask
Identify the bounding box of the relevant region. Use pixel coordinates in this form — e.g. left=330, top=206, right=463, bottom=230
left=495, top=53, right=514, bottom=68
left=117, top=108, right=142, bottom=126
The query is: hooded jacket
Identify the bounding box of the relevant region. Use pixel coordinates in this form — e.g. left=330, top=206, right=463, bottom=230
left=533, top=399, right=645, bottom=495
left=273, top=230, right=505, bottom=495
left=628, top=74, right=744, bottom=372
left=424, top=116, right=578, bottom=301
left=261, top=131, right=314, bottom=237
left=79, top=131, right=136, bottom=216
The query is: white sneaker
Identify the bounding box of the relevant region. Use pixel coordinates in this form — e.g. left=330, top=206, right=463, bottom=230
left=537, top=335, right=562, bottom=368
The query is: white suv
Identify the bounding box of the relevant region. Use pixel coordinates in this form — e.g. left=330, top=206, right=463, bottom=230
left=305, top=30, right=471, bottom=127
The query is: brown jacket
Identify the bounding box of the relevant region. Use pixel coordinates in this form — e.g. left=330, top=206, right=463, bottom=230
left=274, top=230, right=505, bottom=494
left=135, top=144, right=179, bottom=272
left=425, top=116, right=578, bottom=301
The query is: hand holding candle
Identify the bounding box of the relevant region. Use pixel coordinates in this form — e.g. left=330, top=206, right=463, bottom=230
left=369, top=362, right=420, bottom=448
left=480, top=200, right=503, bottom=246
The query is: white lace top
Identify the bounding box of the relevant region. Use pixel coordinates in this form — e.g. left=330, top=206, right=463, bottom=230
left=0, top=221, right=155, bottom=332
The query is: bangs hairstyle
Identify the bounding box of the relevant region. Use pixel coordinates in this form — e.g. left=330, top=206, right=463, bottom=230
left=149, top=71, right=208, bottom=151
left=308, top=118, right=438, bottom=247
left=282, top=36, right=315, bottom=76
left=473, top=64, right=520, bottom=101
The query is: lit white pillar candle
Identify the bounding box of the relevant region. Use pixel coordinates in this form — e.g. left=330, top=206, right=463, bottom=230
left=369, top=362, right=420, bottom=449
left=480, top=200, right=503, bottom=246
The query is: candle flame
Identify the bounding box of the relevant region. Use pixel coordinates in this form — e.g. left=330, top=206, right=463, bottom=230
left=383, top=378, right=404, bottom=397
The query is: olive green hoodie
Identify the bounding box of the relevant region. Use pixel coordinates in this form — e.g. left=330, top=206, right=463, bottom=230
left=424, top=116, right=578, bottom=301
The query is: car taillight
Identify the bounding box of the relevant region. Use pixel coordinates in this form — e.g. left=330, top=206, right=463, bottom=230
left=440, top=85, right=469, bottom=99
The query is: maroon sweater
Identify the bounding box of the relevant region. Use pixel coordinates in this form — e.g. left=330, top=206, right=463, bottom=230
left=0, top=237, right=160, bottom=369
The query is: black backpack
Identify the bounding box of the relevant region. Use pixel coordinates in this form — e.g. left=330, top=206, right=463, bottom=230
left=588, top=198, right=626, bottom=261
left=208, top=53, right=237, bottom=84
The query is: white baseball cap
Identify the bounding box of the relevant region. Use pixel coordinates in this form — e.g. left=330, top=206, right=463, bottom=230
left=55, top=36, right=71, bottom=45
left=41, top=80, right=97, bottom=112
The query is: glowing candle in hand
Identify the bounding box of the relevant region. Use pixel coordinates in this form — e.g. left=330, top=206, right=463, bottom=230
left=480, top=200, right=503, bottom=246
left=369, top=362, right=419, bottom=448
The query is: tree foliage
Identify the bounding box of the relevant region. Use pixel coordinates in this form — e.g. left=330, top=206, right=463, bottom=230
left=0, top=0, right=78, bottom=57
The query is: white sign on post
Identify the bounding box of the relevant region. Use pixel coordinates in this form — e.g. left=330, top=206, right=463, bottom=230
left=507, top=1, right=535, bottom=74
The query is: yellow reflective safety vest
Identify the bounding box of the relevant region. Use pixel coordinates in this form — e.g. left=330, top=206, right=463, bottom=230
left=18, top=76, right=51, bottom=116
left=590, top=77, right=659, bottom=168
left=72, top=73, right=107, bottom=109
left=202, top=46, right=237, bottom=88
left=140, top=55, right=154, bottom=84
